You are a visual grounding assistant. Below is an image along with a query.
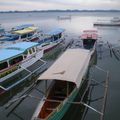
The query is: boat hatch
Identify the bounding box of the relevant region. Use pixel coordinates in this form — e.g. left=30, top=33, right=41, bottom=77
left=39, top=80, right=76, bottom=119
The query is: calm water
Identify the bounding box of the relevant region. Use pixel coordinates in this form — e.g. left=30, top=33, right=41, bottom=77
left=0, top=12, right=120, bottom=120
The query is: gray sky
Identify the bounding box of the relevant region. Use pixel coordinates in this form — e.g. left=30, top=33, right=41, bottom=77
left=0, top=0, right=120, bottom=11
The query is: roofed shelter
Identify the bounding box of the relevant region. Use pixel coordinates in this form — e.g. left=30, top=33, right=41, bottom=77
left=38, top=48, right=91, bottom=88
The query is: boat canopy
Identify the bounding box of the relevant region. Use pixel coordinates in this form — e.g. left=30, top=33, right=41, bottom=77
left=6, top=42, right=38, bottom=51
left=0, top=49, right=23, bottom=62
left=46, top=28, right=65, bottom=36
left=13, top=27, right=37, bottom=35
left=12, top=24, right=34, bottom=31
left=81, top=30, right=98, bottom=40
left=38, top=49, right=91, bottom=88
left=0, top=42, right=38, bottom=62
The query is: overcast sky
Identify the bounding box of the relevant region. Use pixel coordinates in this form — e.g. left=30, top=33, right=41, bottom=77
left=0, top=0, right=120, bottom=11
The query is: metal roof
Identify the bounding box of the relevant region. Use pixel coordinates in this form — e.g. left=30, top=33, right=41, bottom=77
left=38, top=48, right=91, bottom=88
left=6, top=42, right=38, bottom=51
left=0, top=42, right=38, bottom=62
left=81, top=30, right=98, bottom=40
left=46, top=28, right=65, bottom=36
left=0, top=49, right=23, bottom=62
left=12, top=24, right=34, bottom=31
left=13, top=27, right=37, bottom=35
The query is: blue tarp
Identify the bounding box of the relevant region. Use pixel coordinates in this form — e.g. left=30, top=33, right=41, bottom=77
left=46, top=28, right=65, bottom=36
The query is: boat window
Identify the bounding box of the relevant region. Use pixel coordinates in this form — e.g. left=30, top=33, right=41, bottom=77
left=28, top=32, right=34, bottom=37
left=44, top=38, right=51, bottom=42
left=21, top=34, right=27, bottom=39
left=24, top=50, right=28, bottom=55
left=0, top=62, right=8, bottom=71
left=13, top=35, right=19, bottom=40
left=32, top=47, right=35, bottom=53
left=59, top=33, right=62, bottom=38
left=29, top=49, right=32, bottom=54
left=23, top=50, right=28, bottom=58
left=53, top=35, right=58, bottom=41
left=9, top=56, right=23, bottom=66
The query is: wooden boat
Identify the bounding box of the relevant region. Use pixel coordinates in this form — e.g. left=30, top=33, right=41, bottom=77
left=0, top=42, right=45, bottom=95
left=12, top=26, right=39, bottom=41
left=94, top=17, right=120, bottom=26
left=81, top=30, right=98, bottom=54
left=0, top=28, right=65, bottom=54
left=33, top=28, right=65, bottom=53
left=31, top=48, right=91, bottom=120
left=0, top=26, right=39, bottom=48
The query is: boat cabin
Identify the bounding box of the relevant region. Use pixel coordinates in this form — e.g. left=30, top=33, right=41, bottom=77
left=81, top=30, right=98, bottom=49
left=12, top=27, right=38, bottom=41
left=32, top=49, right=91, bottom=120
left=45, top=28, right=65, bottom=42
left=38, top=28, right=64, bottom=44
left=0, top=42, right=39, bottom=78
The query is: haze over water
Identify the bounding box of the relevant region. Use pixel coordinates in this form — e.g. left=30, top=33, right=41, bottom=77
left=0, top=11, right=120, bottom=120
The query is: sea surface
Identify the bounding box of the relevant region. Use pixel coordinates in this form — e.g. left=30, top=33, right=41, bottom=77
left=0, top=11, right=120, bottom=120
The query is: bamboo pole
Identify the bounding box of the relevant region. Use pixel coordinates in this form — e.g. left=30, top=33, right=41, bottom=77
left=100, top=71, right=109, bottom=120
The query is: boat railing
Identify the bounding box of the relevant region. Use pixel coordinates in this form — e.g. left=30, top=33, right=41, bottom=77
left=0, top=59, right=46, bottom=91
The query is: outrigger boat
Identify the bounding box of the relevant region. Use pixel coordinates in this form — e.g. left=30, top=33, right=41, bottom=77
left=0, top=26, right=39, bottom=48
left=12, top=26, right=39, bottom=41
left=31, top=48, right=91, bottom=120
left=32, top=28, right=65, bottom=53
left=0, top=28, right=65, bottom=53
left=81, top=30, right=98, bottom=53
left=0, top=42, right=45, bottom=95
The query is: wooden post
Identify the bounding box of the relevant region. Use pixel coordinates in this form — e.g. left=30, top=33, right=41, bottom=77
left=67, top=82, right=69, bottom=97
left=45, top=80, right=47, bottom=97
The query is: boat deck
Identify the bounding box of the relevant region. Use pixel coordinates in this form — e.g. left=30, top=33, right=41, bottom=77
left=0, top=60, right=45, bottom=90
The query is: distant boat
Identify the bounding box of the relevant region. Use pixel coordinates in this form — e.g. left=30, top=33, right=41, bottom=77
left=31, top=48, right=91, bottom=120
left=0, top=42, right=44, bottom=95
left=94, top=17, right=120, bottom=26
left=81, top=30, right=98, bottom=54
left=57, top=15, right=71, bottom=20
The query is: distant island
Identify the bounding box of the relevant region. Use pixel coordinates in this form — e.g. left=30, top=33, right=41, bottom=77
left=0, top=9, right=120, bottom=13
